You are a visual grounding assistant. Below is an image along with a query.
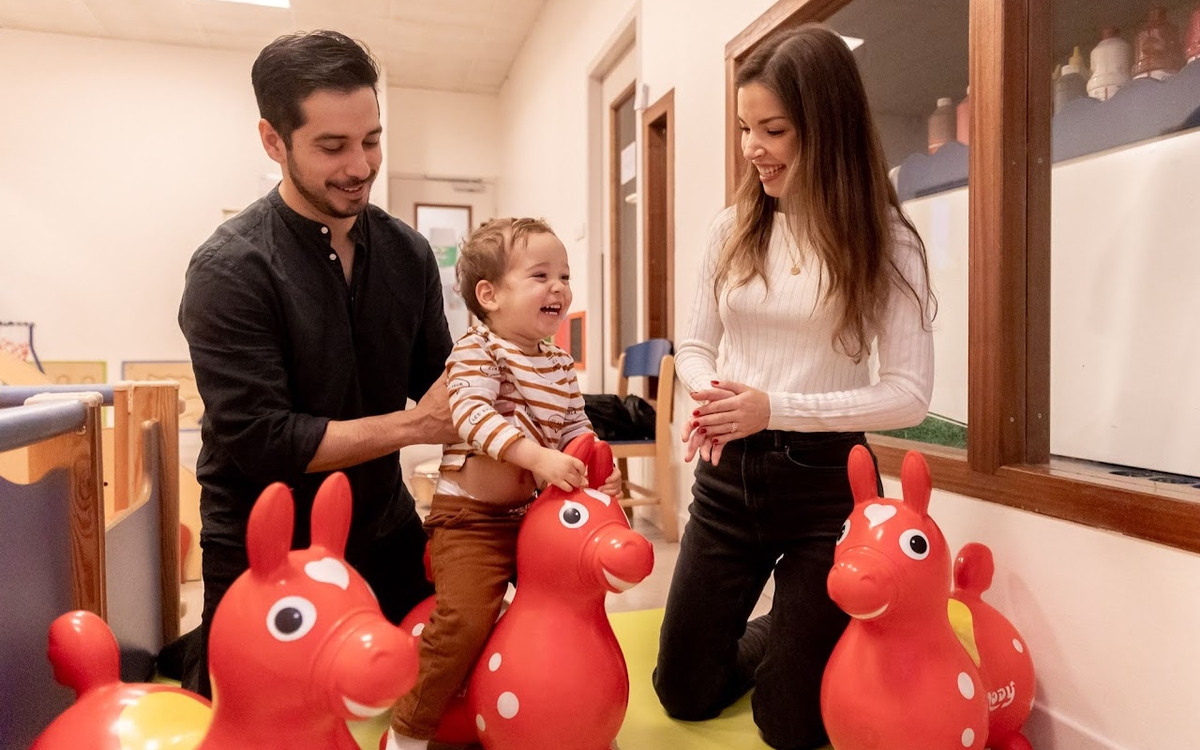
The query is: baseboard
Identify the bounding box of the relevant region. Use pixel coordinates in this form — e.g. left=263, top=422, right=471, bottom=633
left=1025, top=704, right=1132, bottom=750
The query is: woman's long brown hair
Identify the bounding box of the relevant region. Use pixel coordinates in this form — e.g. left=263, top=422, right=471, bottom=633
left=717, top=23, right=935, bottom=361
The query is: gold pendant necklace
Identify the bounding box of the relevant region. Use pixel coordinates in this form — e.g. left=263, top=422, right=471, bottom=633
left=790, top=262, right=801, bottom=275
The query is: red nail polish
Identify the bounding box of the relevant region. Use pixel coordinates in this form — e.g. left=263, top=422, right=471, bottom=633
left=692, top=409, right=699, bottom=416
left=699, top=428, right=707, bottom=434
left=711, top=380, right=720, bottom=385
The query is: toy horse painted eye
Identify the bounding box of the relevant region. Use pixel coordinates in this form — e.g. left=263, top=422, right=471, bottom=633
left=559, top=501, right=589, bottom=529
left=836, top=519, right=851, bottom=545
left=267, top=596, right=318, bottom=641
left=898, top=529, right=930, bottom=560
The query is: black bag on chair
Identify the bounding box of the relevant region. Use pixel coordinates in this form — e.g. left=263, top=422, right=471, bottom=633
left=583, top=393, right=657, bottom=441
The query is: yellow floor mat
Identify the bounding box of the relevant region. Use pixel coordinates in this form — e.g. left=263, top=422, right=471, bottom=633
left=612, top=607, right=774, bottom=750
left=346, top=607, right=834, bottom=750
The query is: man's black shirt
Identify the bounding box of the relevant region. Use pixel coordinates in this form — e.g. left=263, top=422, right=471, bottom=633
left=179, top=188, right=452, bottom=549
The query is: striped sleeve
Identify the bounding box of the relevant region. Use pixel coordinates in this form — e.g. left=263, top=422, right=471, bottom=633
left=446, top=331, right=525, bottom=461
left=556, top=354, right=593, bottom=449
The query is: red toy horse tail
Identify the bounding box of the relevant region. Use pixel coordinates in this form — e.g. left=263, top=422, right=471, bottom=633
left=46, top=611, right=121, bottom=700
left=953, top=542, right=996, bottom=597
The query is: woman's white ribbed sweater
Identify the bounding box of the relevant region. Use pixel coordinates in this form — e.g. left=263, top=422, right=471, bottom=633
left=674, top=207, right=934, bottom=433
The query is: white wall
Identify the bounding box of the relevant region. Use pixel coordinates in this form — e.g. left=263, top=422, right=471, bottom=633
left=0, top=30, right=273, bottom=373
left=496, top=1, right=1200, bottom=747
left=0, top=29, right=395, bottom=379
left=387, top=87, right=502, bottom=179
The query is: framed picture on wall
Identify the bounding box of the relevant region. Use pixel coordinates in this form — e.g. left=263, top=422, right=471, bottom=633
left=415, top=203, right=472, bottom=268
left=415, top=203, right=474, bottom=340
left=555, top=311, right=586, bottom=370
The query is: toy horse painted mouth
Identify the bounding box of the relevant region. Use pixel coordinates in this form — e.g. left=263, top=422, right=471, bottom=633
left=847, top=603, right=889, bottom=620
left=343, top=696, right=392, bottom=719
left=602, top=568, right=638, bottom=592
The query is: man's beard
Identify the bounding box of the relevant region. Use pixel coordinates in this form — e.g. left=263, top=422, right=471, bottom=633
left=286, top=151, right=376, bottom=220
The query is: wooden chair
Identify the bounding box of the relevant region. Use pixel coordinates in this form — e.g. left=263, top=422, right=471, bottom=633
left=609, top=339, right=678, bottom=542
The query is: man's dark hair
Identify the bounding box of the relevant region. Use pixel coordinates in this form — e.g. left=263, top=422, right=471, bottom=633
left=251, top=30, right=379, bottom=146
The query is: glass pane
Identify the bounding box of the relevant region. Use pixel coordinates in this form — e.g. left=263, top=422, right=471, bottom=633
left=827, top=0, right=971, bottom=450
left=1050, top=0, right=1200, bottom=491
left=615, top=94, right=639, bottom=358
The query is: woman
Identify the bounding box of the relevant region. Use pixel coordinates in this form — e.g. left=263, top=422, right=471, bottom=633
left=652, top=24, right=936, bottom=750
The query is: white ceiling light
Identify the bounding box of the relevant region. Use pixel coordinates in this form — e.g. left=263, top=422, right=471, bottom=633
left=840, top=35, right=865, bottom=52
left=209, top=0, right=291, bottom=8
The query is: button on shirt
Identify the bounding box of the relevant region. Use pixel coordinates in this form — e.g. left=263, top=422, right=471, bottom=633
left=179, top=188, right=453, bottom=548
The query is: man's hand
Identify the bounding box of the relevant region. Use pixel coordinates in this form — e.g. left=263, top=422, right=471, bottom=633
left=406, top=374, right=459, bottom=446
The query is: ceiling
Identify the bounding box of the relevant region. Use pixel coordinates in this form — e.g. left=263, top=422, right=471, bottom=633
left=0, top=0, right=548, bottom=93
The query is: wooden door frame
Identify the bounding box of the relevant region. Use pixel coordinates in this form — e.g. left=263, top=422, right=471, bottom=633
left=642, top=88, right=675, bottom=344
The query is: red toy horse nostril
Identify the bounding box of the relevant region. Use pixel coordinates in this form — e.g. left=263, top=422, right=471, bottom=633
left=594, top=528, right=655, bottom=591
left=308, top=609, right=419, bottom=718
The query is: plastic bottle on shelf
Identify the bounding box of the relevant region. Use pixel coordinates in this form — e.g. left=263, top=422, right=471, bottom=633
left=1132, top=4, right=1185, bottom=79
left=1054, top=47, right=1090, bottom=113
left=1088, top=27, right=1133, bottom=101
left=956, top=87, right=970, bottom=146
left=927, top=97, right=956, bottom=154
left=1186, top=3, right=1200, bottom=64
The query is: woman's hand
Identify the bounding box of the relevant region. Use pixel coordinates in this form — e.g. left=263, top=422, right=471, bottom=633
left=681, top=383, right=735, bottom=462
left=684, top=380, right=770, bottom=466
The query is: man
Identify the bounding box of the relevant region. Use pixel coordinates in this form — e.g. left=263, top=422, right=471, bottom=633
left=175, top=30, right=456, bottom=697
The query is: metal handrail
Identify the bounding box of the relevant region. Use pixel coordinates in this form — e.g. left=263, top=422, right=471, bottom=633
left=0, top=385, right=115, bottom=408
left=0, top=400, right=88, bottom=453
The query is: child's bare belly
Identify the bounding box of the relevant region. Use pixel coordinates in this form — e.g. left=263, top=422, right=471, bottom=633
left=452, top=453, right=537, bottom=504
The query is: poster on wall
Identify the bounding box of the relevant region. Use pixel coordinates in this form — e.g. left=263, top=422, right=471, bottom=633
left=415, top=203, right=473, bottom=340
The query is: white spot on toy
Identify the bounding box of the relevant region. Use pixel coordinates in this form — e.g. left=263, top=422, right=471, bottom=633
left=961, top=727, right=975, bottom=747
left=304, top=558, right=349, bottom=589
left=489, top=653, right=502, bottom=672
left=863, top=503, right=896, bottom=529
left=497, top=691, right=519, bottom=719
left=1012, top=638, right=1024, bottom=653
left=957, top=672, right=974, bottom=699
left=585, top=488, right=612, bottom=506
left=411, top=622, right=425, bottom=638
left=476, top=714, right=486, bottom=732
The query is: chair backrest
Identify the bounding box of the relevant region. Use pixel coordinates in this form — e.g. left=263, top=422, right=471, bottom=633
left=615, top=341, right=674, bottom=432
left=621, top=339, right=673, bottom=379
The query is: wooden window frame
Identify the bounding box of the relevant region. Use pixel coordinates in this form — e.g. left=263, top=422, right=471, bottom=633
left=725, top=0, right=1200, bottom=553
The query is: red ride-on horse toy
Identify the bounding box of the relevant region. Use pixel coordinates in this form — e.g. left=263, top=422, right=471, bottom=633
left=396, top=434, right=655, bottom=750
left=32, top=473, right=420, bottom=750
left=821, top=446, right=1034, bottom=750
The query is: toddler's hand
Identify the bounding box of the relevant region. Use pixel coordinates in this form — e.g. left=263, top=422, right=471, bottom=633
left=597, top=465, right=622, bottom=496
left=533, top=448, right=587, bottom=492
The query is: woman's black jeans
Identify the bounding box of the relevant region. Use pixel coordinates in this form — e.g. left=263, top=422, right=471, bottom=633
left=653, top=430, right=879, bottom=750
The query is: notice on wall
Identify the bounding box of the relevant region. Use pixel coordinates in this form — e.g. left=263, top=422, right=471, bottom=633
left=620, top=142, right=637, bottom=185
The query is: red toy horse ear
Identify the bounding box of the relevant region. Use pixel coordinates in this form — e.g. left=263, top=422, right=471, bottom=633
left=247, top=482, right=295, bottom=579
left=588, top=439, right=613, bottom=490
left=310, top=472, right=352, bottom=557
left=900, top=450, right=933, bottom=516
left=563, top=433, right=595, bottom=464
left=846, top=444, right=879, bottom=505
